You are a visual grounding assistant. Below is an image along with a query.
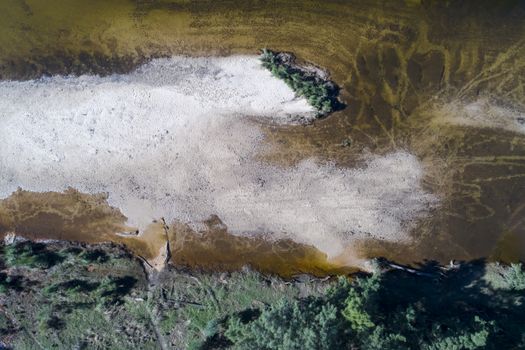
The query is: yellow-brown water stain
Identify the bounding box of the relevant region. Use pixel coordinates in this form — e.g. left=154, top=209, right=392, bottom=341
left=0, top=188, right=130, bottom=242
left=168, top=215, right=355, bottom=277
left=0, top=190, right=354, bottom=277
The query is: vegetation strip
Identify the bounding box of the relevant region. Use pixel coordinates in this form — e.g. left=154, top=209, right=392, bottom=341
left=2, top=238, right=525, bottom=349
left=260, top=49, right=343, bottom=117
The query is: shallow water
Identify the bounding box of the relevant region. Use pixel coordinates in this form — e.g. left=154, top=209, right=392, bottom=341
left=1, top=0, right=525, bottom=273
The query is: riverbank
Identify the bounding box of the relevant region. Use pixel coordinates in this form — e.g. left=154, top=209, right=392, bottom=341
left=0, top=55, right=437, bottom=263
left=0, top=237, right=331, bottom=349
left=2, top=237, right=525, bottom=349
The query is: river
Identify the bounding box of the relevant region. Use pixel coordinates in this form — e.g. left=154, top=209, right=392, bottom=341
left=1, top=0, right=524, bottom=275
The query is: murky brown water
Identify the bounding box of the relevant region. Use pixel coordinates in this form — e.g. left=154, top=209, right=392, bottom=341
left=0, top=189, right=355, bottom=276
left=1, top=0, right=525, bottom=273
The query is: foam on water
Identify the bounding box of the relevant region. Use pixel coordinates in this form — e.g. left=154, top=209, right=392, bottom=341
left=0, top=56, right=436, bottom=256
left=437, top=98, right=525, bottom=134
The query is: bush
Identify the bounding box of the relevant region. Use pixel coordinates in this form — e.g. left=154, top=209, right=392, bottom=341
left=223, top=263, right=525, bottom=350
left=484, top=262, right=525, bottom=290
left=423, top=317, right=491, bottom=350
left=260, top=49, right=340, bottom=117
left=0, top=272, right=25, bottom=292
left=342, top=273, right=380, bottom=332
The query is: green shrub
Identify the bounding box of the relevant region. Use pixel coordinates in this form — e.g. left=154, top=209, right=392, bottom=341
left=222, top=263, right=525, bottom=350
left=362, top=326, right=407, bottom=350
left=202, top=318, right=220, bottom=338
left=43, top=278, right=101, bottom=302
left=3, top=241, right=64, bottom=269
left=225, top=298, right=344, bottom=350
left=484, top=262, right=525, bottom=290
left=423, top=317, right=492, bottom=350
left=342, top=274, right=380, bottom=332
left=95, top=276, right=137, bottom=307
left=260, top=49, right=339, bottom=117
left=79, top=249, right=110, bottom=264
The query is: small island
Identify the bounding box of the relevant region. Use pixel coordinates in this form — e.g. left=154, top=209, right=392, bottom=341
left=260, top=49, right=343, bottom=117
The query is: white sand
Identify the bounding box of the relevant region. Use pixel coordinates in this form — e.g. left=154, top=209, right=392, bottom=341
left=0, top=56, right=436, bottom=256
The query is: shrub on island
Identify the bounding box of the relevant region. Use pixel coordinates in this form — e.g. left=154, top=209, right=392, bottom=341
left=260, top=49, right=341, bottom=117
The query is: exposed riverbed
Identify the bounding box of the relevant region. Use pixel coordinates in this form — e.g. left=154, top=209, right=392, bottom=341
left=0, top=55, right=436, bottom=268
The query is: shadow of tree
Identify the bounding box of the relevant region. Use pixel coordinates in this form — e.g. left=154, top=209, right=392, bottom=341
left=2, top=241, right=64, bottom=269
left=79, top=249, right=110, bottom=263
left=49, top=279, right=100, bottom=293
left=99, top=276, right=138, bottom=305
left=377, top=259, right=525, bottom=348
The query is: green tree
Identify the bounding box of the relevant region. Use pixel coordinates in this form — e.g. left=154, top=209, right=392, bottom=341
left=225, top=299, right=344, bottom=350
left=342, top=273, right=380, bottom=332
